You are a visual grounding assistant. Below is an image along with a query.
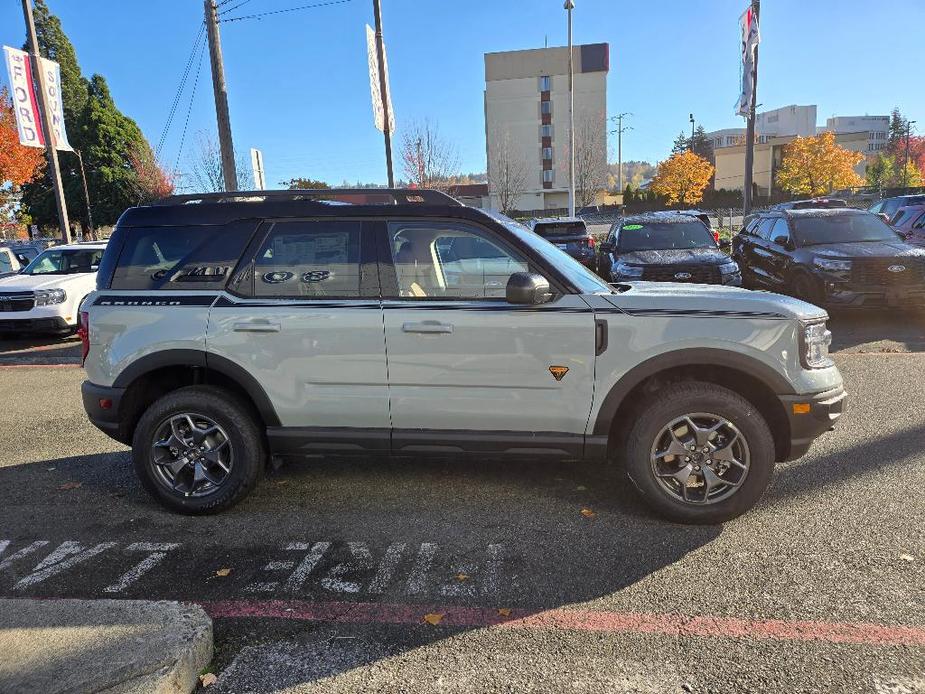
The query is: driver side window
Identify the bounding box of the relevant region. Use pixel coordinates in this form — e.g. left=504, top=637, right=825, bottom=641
left=387, top=221, right=530, bottom=300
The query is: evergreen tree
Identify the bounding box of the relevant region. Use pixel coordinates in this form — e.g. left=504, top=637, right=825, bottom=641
left=671, top=131, right=689, bottom=155
left=20, top=0, right=164, bottom=232
left=887, top=107, right=908, bottom=157
left=690, top=125, right=713, bottom=162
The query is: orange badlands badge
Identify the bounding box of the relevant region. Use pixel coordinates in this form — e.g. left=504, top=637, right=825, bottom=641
left=548, top=365, right=569, bottom=381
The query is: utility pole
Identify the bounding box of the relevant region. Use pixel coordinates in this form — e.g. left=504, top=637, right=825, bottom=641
left=743, top=0, right=760, bottom=215
left=21, top=0, right=70, bottom=242
left=204, top=0, right=238, bottom=191
left=903, top=120, right=916, bottom=190
left=372, top=0, right=394, bottom=187
left=74, top=150, right=94, bottom=239
left=564, top=0, right=576, bottom=217
left=610, top=112, right=632, bottom=193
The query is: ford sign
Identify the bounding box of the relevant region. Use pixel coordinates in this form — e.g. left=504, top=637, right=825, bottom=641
left=887, top=265, right=906, bottom=273
left=674, top=272, right=693, bottom=280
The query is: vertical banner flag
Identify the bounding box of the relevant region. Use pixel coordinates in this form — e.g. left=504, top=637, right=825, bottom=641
left=250, top=148, right=266, bottom=190
left=3, top=46, right=73, bottom=150
left=365, top=24, right=395, bottom=134
left=736, top=6, right=760, bottom=117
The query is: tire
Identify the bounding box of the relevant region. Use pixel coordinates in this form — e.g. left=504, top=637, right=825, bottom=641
left=623, top=382, right=775, bottom=524
left=132, top=385, right=265, bottom=514
left=792, top=272, right=823, bottom=306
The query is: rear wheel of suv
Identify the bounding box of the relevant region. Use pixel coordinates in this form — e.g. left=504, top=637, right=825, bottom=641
left=132, top=385, right=265, bottom=514
left=623, top=382, right=774, bottom=524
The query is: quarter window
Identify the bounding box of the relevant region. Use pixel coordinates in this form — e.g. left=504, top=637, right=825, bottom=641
left=386, top=222, right=529, bottom=300
left=769, top=219, right=791, bottom=246
left=253, top=221, right=364, bottom=298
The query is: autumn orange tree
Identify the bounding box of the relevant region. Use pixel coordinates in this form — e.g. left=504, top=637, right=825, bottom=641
left=650, top=151, right=714, bottom=206
left=775, top=132, right=864, bottom=196
left=1, top=87, right=44, bottom=193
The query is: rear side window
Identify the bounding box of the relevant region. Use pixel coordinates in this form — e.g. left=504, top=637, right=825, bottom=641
left=253, top=221, right=364, bottom=298
left=532, top=222, right=586, bottom=238
left=110, top=223, right=255, bottom=290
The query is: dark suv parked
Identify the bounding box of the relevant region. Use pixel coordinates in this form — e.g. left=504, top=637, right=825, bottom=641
left=733, top=208, right=925, bottom=307
left=869, top=194, right=925, bottom=224
left=598, top=213, right=741, bottom=285
left=528, top=217, right=596, bottom=268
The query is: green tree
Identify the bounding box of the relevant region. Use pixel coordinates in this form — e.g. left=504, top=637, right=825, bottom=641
left=20, top=0, right=164, bottom=232
left=690, top=125, right=713, bottom=162
left=887, top=107, right=908, bottom=156
left=671, top=131, right=689, bottom=155
left=283, top=178, right=330, bottom=189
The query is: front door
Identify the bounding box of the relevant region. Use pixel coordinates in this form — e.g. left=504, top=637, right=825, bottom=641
left=379, top=219, right=596, bottom=456
left=207, top=219, right=390, bottom=448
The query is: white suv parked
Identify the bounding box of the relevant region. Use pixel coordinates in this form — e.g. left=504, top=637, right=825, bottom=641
left=0, top=242, right=106, bottom=335
left=80, top=190, right=846, bottom=523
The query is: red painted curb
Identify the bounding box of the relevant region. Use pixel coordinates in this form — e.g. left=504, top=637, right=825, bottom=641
left=201, top=600, right=925, bottom=647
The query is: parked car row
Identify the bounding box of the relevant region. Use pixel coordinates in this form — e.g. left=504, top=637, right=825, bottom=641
left=529, top=200, right=925, bottom=310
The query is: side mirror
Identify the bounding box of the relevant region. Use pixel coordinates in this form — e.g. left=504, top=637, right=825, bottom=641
left=506, top=272, right=552, bottom=305
left=718, top=239, right=731, bottom=250
left=599, top=241, right=615, bottom=254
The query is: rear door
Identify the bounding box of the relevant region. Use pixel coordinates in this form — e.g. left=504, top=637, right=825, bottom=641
left=207, top=219, right=390, bottom=443
left=764, top=218, right=795, bottom=287
left=379, top=218, right=596, bottom=455
left=746, top=218, right=780, bottom=288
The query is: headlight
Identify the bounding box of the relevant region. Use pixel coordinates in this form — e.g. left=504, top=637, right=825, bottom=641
left=800, top=320, right=833, bottom=369
left=34, top=288, right=67, bottom=306
left=613, top=261, right=643, bottom=279
left=719, top=260, right=740, bottom=275
left=813, top=257, right=852, bottom=272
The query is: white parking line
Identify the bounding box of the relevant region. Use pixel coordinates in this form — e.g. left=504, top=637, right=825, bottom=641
left=14, top=541, right=117, bottom=589
left=103, top=542, right=180, bottom=593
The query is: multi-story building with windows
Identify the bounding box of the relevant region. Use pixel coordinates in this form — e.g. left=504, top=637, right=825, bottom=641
left=822, top=115, right=890, bottom=153
left=484, top=43, right=609, bottom=213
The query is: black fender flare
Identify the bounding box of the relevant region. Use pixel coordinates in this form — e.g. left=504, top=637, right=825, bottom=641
left=592, top=348, right=795, bottom=435
left=112, top=349, right=281, bottom=427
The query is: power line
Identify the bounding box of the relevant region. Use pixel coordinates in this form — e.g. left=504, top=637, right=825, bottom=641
left=220, top=0, right=353, bottom=23
left=218, top=0, right=255, bottom=15
left=154, top=24, right=206, bottom=160
left=173, top=39, right=208, bottom=178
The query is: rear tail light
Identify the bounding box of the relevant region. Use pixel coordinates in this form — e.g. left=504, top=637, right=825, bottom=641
left=78, top=310, right=89, bottom=366
left=713, top=230, right=720, bottom=244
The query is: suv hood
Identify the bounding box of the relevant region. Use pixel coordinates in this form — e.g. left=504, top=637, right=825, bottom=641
left=605, top=281, right=826, bottom=321
left=0, top=272, right=94, bottom=292
left=617, top=248, right=729, bottom=266
left=804, top=240, right=925, bottom=259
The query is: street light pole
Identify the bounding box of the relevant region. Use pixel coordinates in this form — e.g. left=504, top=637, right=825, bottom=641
left=903, top=120, right=917, bottom=190
left=689, top=113, right=695, bottom=152
left=564, top=0, right=575, bottom=217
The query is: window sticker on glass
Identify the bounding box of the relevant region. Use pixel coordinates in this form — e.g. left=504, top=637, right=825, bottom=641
left=623, top=224, right=644, bottom=230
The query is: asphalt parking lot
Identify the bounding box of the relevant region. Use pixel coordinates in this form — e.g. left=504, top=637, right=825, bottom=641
left=0, top=312, right=923, bottom=693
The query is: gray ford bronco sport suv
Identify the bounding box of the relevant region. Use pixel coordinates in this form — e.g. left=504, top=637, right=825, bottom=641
left=80, top=189, right=846, bottom=524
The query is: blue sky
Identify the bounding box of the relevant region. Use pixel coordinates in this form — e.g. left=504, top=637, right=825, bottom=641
left=2, top=0, right=922, bottom=189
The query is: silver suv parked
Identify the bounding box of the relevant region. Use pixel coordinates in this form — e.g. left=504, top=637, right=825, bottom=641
left=81, top=189, right=846, bottom=523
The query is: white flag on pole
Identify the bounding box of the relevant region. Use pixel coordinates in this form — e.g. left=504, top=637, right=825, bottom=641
left=366, top=24, right=395, bottom=134
left=3, top=46, right=73, bottom=151
left=736, top=6, right=760, bottom=117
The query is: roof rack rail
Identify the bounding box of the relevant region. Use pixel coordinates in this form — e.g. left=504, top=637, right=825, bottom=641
left=153, top=188, right=461, bottom=207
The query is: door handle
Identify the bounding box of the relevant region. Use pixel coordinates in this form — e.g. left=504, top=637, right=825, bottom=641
left=233, top=320, right=281, bottom=333
left=402, top=320, right=454, bottom=334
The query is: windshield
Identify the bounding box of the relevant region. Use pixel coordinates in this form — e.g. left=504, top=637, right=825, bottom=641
left=532, top=221, right=586, bottom=238
left=790, top=214, right=900, bottom=246
left=21, top=248, right=103, bottom=275
left=484, top=211, right=611, bottom=294
left=617, top=221, right=715, bottom=252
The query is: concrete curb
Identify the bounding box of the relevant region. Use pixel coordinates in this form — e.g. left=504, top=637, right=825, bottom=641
left=0, top=599, right=212, bottom=694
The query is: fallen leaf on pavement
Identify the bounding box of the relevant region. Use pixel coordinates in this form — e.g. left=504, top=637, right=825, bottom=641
left=215, top=568, right=232, bottom=577
left=199, top=673, right=218, bottom=687
left=455, top=573, right=469, bottom=581
left=58, top=481, right=81, bottom=490
left=580, top=508, right=595, bottom=518
left=423, top=612, right=445, bottom=625
left=900, top=553, right=915, bottom=562
left=576, top=485, right=587, bottom=491
left=497, top=608, right=512, bottom=617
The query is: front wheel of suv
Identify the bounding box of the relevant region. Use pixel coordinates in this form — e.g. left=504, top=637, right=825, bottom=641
left=623, top=382, right=775, bottom=524
left=132, top=385, right=265, bottom=514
